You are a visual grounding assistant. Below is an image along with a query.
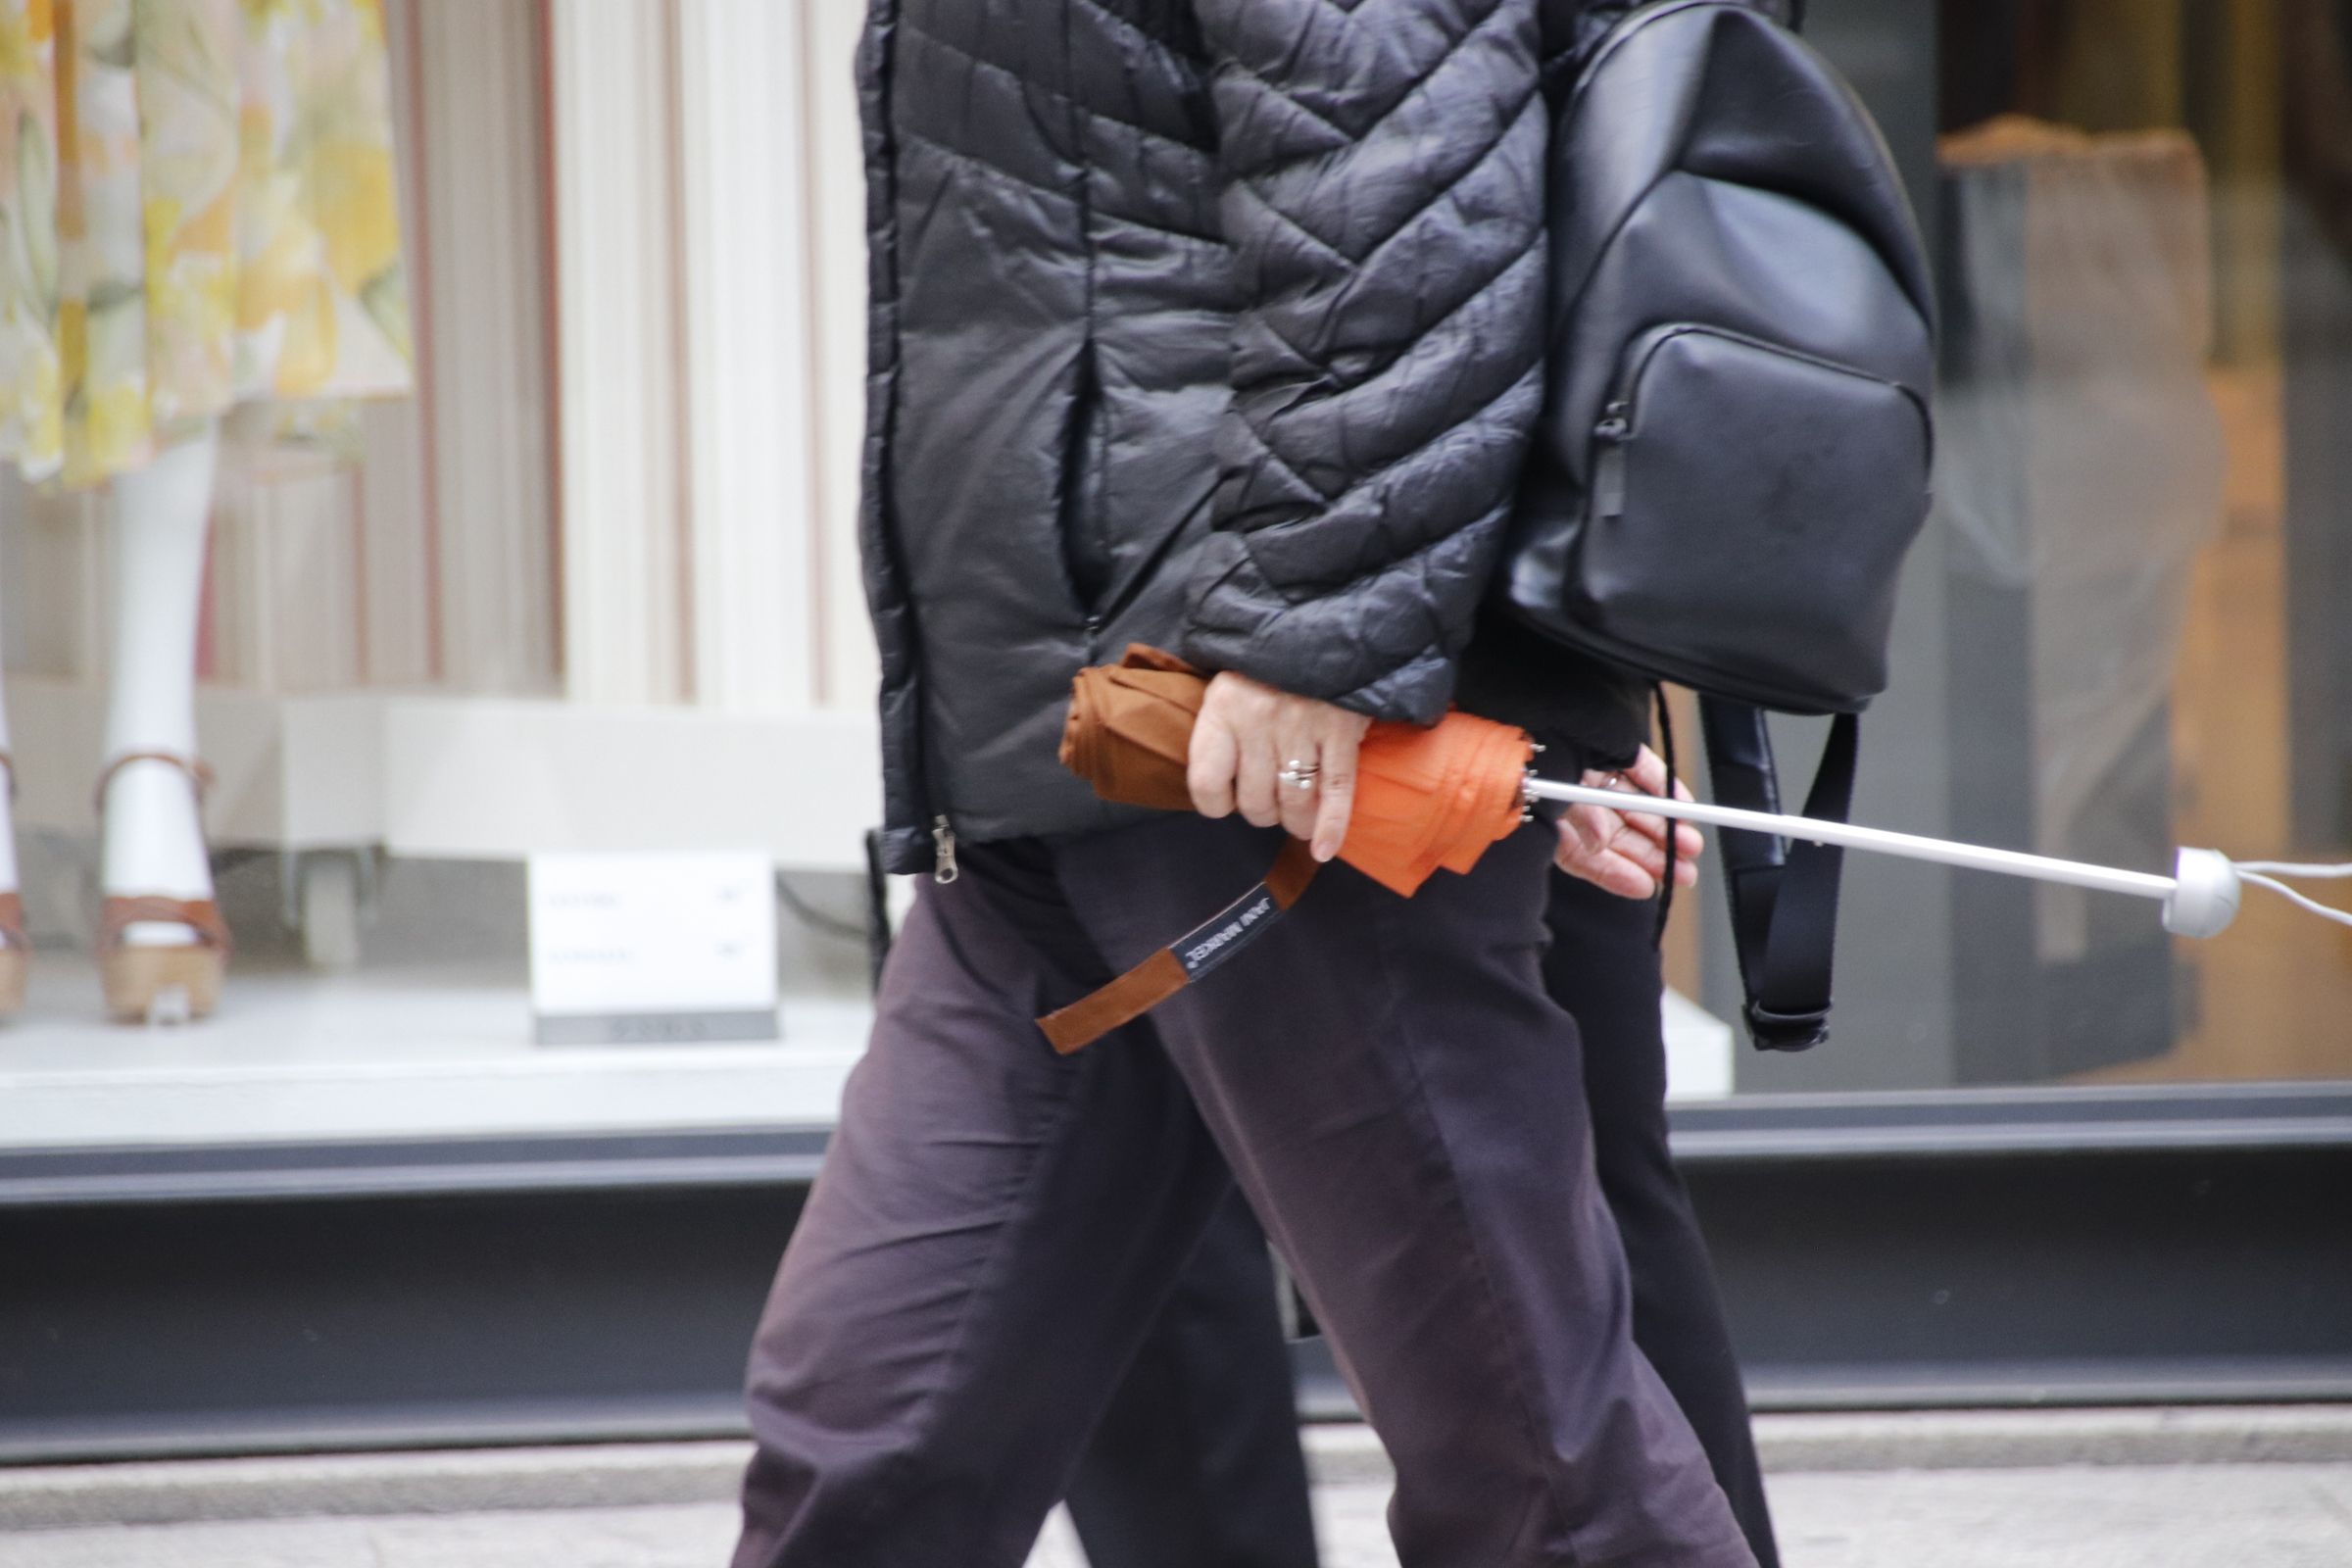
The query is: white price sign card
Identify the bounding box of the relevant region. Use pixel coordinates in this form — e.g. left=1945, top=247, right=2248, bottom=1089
left=528, top=851, right=780, bottom=1046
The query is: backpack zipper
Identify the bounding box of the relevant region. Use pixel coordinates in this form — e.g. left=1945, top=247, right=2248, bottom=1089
left=932, top=816, right=959, bottom=885
left=1589, top=324, right=1931, bottom=522
left=1610, top=323, right=1927, bottom=428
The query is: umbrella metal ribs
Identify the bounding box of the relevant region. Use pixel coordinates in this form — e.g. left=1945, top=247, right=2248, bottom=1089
left=1520, top=778, right=2352, bottom=942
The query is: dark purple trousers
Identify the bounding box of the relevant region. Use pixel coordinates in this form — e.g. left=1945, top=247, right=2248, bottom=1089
left=1542, top=875, right=1779, bottom=1568
left=1065, top=1185, right=1319, bottom=1568
left=733, top=814, right=1757, bottom=1568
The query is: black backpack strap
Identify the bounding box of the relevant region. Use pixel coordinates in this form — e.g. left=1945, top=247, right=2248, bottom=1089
left=1698, top=698, right=1856, bottom=1052
left=1652, top=687, right=1680, bottom=942
left=863, top=828, right=896, bottom=996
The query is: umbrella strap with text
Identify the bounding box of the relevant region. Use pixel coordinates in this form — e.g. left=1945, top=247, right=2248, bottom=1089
left=1038, top=838, right=1321, bottom=1054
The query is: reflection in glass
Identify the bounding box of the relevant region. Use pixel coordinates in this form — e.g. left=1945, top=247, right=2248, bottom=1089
left=1725, top=1, right=2352, bottom=1093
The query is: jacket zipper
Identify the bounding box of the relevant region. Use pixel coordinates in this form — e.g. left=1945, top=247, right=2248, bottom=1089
left=932, top=816, right=959, bottom=885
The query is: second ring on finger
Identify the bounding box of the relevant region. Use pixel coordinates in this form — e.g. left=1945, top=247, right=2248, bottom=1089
left=1276, top=749, right=1321, bottom=837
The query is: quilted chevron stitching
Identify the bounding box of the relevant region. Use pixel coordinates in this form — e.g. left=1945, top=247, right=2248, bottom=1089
left=1190, top=0, right=1548, bottom=716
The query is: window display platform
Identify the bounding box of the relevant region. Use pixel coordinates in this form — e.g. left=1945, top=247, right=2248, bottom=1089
left=0, top=959, right=867, bottom=1152
left=0, top=964, right=1736, bottom=1154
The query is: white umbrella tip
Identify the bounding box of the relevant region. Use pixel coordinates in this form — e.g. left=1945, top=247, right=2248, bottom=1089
left=2163, top=848, right=2241, bottom=940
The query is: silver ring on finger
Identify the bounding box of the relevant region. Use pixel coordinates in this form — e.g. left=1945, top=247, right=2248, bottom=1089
left=1278, top=757, right=1321, bottom=792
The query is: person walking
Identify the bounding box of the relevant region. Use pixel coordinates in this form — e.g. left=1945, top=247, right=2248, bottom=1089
left=1061, top=809, right=1782, bottom=1568
left=1057, top=836, right=1776, bottom=1568
left=732, top=3, right=1786, bottom=1564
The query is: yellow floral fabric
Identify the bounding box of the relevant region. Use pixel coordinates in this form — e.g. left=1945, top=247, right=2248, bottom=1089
left=0, top=0, right=411, bottom=488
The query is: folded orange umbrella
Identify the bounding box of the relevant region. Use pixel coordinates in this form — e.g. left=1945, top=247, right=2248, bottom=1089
left=1040, top=646, right=1535, bottom=1052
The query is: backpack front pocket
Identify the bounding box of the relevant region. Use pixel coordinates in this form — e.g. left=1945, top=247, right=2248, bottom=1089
left=1577, top=323, right=1931, bottom=709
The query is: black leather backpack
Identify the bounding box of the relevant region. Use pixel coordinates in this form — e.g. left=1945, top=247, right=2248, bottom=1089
left=1503, top=0, right=1936, bottom=1051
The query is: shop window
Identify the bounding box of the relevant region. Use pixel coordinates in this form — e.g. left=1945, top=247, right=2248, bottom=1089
left=1698, top=0, right=2352, bottom=1094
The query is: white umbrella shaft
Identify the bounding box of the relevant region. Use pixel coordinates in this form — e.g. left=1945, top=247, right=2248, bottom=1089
left=1518, top=777, right=2243, bottom=935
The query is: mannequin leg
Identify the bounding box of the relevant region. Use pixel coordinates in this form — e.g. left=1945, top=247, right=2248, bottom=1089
left=100, top=428, right=220, bottom=957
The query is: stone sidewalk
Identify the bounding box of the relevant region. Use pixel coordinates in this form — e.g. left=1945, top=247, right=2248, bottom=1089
left=2, top=1409, right=2349, bottom=1567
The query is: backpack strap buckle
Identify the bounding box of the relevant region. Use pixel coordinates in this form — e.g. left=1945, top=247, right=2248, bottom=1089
left=1742, top=1000, right=1831, bottom=1053
left=1702, top=701, right=1859, bottom=1055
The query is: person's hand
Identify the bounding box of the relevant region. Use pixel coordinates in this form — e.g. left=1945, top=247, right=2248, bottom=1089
left=1554, top=745, right=1704, bottom=900
left=1187, top=671, right=1373, bottom=862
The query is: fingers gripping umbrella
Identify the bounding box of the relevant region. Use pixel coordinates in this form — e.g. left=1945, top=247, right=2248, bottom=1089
left=1058, top=646, right=1538, bottom=898
left=1042, top=647, right=2352, bottom=1052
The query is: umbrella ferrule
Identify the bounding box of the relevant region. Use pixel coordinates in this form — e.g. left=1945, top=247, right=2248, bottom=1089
left=2163, top=848, right=2241, bottom=939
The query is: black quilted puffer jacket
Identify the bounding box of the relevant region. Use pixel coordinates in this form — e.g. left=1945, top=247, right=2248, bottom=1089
left=858, top=0, right=1788, bottom=874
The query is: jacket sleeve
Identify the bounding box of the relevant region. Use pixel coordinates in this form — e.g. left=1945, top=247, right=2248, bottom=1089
left=1179, top=0, right=1550, bottom=725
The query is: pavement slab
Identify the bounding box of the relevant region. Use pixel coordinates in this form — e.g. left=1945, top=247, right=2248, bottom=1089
left=3, top=1463, right=2352, bottom=1567
left=6, top=1414, right=2352, bottom=1566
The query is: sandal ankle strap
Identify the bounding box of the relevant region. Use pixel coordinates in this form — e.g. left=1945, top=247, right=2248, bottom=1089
left=95, top=751, right=215, bottom=813
left=100, top=895, right=231, bottom=954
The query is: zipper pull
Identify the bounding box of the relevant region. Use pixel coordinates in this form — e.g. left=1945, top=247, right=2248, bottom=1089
left=932, top=816, right=959, bottom=885
left=1593, top=410, right=1630, bottom=520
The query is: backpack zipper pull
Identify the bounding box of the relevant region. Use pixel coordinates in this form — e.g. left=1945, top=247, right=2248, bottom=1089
left=1593, top=402, right=1632, bottom=519
left=932, top=816, right=959, bottom=885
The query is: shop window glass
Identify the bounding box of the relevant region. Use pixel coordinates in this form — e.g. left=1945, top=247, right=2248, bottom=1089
left=1701, top=0, right=2352, bottom=1095
left=4, top=1, right=2349, bottom=1162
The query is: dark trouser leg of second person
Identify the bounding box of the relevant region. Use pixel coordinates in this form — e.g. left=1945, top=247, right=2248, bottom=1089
left=1544, top=873, right=1781, bottom=1568
left=1057, top=814, right=1755, bottom=1568
left=1065, top=1187, right=1320, bottom=1568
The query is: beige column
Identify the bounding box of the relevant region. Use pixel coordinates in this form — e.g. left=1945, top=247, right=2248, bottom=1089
left=804, top=0, right=879, bottom=710
left=679, top=0, right=821, bottom=712
left=550, top=0, right=689, bottom=706
left=405, top=0, right=562, bottom=695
